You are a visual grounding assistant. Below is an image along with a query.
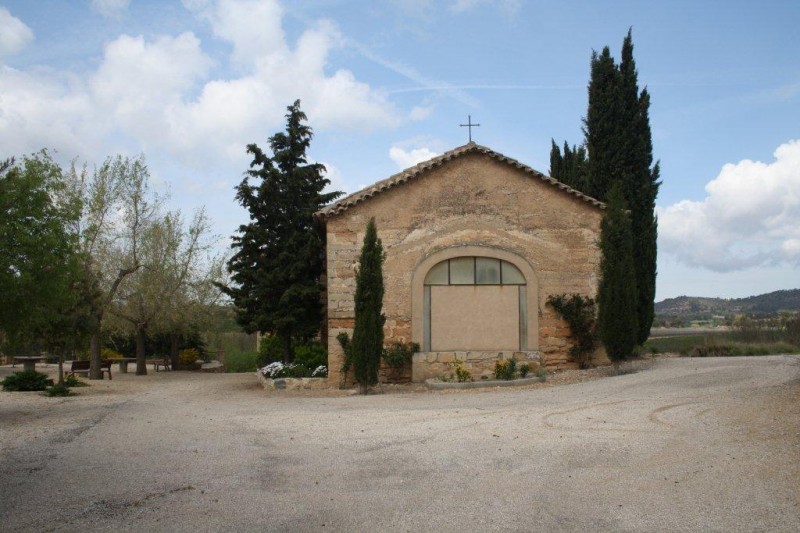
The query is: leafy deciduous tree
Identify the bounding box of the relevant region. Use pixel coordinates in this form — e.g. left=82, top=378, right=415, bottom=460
left=0, top=151, right=83, bottom=353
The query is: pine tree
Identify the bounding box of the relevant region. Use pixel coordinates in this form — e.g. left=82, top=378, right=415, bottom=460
left=597, top=184, right=638, bottom=361
left=350, top=218, right=385, bottom=394
left=222, top=100, right=341, bottom=362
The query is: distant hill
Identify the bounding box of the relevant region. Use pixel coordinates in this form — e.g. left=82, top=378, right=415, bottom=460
left=655, top=289, right=800, bottom=316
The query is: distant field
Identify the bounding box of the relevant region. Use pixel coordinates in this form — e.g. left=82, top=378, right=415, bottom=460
left=645, top=330, right=799, bottom=356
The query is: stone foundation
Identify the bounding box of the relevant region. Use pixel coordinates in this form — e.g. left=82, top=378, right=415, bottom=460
left=412, top=350, right=541, bottom=382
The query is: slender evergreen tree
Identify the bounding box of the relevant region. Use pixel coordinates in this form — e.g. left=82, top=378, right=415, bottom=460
left=616, top=30, right=661, bottom=344
left=559, top=29, right=660, bottom=346
left=583, top=46, right=623, bottom=202
left=350, top=218, right=385, bottom=394
left=549, top=140, right=588, bottom=192
left=597, top=184, right=638, bottom=361
left=222, top=100, right=342, bottom=362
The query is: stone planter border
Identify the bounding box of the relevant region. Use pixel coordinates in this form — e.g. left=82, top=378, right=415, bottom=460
left=256, top=372, right=329, bottom=391
left=425, top=375, right=546, bottom=390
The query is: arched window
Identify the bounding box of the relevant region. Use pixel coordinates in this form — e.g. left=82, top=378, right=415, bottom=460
left=423, top=257, right=526, bottom=286
left=422, top=257, right=527, bottom=352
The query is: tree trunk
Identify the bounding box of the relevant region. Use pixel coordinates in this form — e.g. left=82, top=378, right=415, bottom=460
left=282, top=335, right=292, bottom=364
left=89, top=332, right=102, bottom=380
left=135, top=326, right=147, bottom=375
left=58, top=353, right=64, bottom=385
left=170, top=333, right=180, bottom=371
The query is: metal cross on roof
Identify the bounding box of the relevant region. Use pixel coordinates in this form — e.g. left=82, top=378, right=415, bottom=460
left=460, top=115, right=480, bottom=142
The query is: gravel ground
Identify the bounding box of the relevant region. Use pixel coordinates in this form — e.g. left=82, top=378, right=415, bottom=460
left=1, top=356, right=799, bottom=532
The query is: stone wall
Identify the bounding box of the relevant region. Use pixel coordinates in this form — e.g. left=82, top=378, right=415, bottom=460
left=323, top=150, right=604, bottom=384
left=412, top=350, right=541, bottom=382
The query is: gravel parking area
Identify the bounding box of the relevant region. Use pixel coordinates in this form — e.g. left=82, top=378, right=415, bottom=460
left=1, top=356, right=799, bottom=532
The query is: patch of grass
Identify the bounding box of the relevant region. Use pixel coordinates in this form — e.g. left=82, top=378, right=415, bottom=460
left=225, top=349, right=258, bottom=373
left=46, top=383, right=75, bottom=397
left=647, top=334, right=800, bottom=357
left=64, top=375, right=88, bottom=387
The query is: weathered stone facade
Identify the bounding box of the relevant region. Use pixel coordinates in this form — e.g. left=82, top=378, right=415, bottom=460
left=317, top=143, right=608, bottom=385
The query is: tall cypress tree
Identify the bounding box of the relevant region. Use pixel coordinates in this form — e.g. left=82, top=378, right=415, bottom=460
left=222, top=100, right=342, bottom=362
left=583, top=46, right=623, bottom=202
left=564, top=29, right=660, bottom=346
left=351, top=218, right=385, bottom=394
left=549, top=140, right=588, bottom=192
left=597, top=183, right=638, bottom=361
left=616, top=30, right=661, bottom=344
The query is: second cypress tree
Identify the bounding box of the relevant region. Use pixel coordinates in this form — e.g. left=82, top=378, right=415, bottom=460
left=351, top=218, right=385, bottom=394
left=597, top=183, right=638, bottom=362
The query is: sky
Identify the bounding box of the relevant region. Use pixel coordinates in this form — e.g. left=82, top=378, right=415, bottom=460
left=1, top=0, right=798, bottom=301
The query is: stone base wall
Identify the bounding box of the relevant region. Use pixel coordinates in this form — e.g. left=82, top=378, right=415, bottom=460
left=411, top=351, right=541, bottom=382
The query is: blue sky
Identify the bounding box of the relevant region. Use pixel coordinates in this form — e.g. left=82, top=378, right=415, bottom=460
left=1, top=0, right=798, bottom=300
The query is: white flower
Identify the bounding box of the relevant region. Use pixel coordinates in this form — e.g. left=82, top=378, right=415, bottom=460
left=312, top=365, right=328, bottom=377
left=260, top=362, right=284, bottom=378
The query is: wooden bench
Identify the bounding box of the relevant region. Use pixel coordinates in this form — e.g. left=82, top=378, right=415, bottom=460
left=153, top=358, right=171, bottom=372
left=66, top=360, right=112, bottom=380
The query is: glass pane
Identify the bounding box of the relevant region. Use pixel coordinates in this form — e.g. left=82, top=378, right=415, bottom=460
left=476, top=257, right=501, bottom=284
left=501, top=261, right=525, bottom=284
left=449, top=257, right=475, bottom=285
left=424, top=261, right=449, bottom=285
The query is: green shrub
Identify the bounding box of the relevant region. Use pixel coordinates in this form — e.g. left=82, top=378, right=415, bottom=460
left=382, top=341, right=419, bottom=369
left=101, top=348, right=122, bottom=360
left=493, top=359, right=517, bottom=380
left=535, top=366, right=547, bottom=378
left=451, top=358, right=472, bottom=382
left=786, top=317, right=800, bottom=346
left=179, top=348, right=200, bottom=367
left=690, top=344, right=734, bottom=357
left=225, top=349, right=258, bottom=373
left=337, top=332, right=353, bottom=374
left=46, top=382, right=74, bottom=397
left=294, top=342, right=327, bottom=369
left=258, top=334, right=287, bottom=367
left=519, top=363, right=530, bottom=378
left=2, top=370, right=54, bottom=391
left=547, top=293, right=598, bottom=369
left=64, top=374, right=88, bottom=387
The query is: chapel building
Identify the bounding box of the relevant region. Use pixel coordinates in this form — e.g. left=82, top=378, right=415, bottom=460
left=316, top=142, right=608, bottom=384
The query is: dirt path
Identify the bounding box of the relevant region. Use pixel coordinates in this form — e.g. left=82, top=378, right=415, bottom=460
left=1, top=356, right=798, bottom=532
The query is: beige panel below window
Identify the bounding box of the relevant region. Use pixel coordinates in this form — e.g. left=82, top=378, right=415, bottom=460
left=430, top=285, right=519, bottom=351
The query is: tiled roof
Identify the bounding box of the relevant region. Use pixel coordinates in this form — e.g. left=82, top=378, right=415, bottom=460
left=316, top=141, right=605, bottom=218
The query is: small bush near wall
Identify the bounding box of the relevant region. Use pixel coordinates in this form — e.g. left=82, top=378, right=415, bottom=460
left=382, top=341, right=419, bottom=368
left=493, top=359, right=517, bottom=380
left=546, top=294, right=598, bottom=369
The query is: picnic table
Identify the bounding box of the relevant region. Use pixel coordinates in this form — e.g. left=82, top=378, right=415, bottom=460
left=105, top=357, right=137, bottom=373
left=13, top=356, right=46, bottom=372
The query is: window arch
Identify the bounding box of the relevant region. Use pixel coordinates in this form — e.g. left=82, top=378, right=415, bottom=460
left=421, top=255, right=528, bottom=352
left=424, top=257, right=526, bottom=286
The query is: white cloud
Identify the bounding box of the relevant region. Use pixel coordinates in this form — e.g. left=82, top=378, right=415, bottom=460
left=0, top=7, right=33, bottom=57
left=389, top=146, right=439, bottom=169
left=0, top=0, right=401, bottom=167
left=450, top=0, right=521, bottom=15
left=409, top=105, right=433, bottom=121
left=658, top=139, right=800, bottom=271
left=90, top=0, right=131, bottom=18
left=91, top=33, right=213, bottom=145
